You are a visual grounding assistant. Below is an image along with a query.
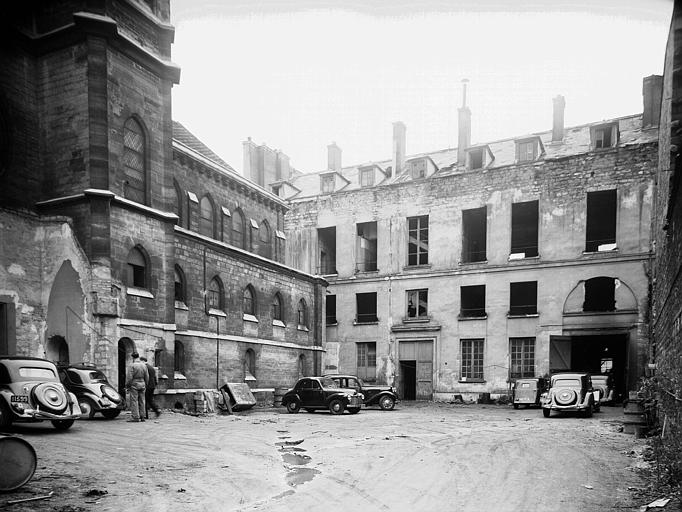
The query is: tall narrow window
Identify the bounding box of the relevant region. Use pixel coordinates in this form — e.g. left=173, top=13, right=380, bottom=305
left=232, top=209, right=245, bottom=249
left=174, top=265, right=186, bottom=303
left=243, top=286, right=256, bottom=316
left=510, top=338, right=535, bottom=378
left=272, top=293, right=283, bottom=323
left=357, top=342, right=377, bottom=382
left=199, top=196, right=214, bottom=238
left=174, top=340, right=185, bottom=373
left=123, top=118, right=146, bottom=204
left=461, top=339, right=484, bottom=380
left=586, top=190, right=617, bottom=252
left=260, top=220, right=272, bottom=259
left=462, top=207, right=487, bottom=263
left=173, top=181, right=185, bottom=228
left=356, top=292, right=378, bottom=323
left=460, top=285, right=486, bottom=318
left=244, top=349, right=256, bottom=380
left=407, top=215, right=429, bottom=266
left=356, top=221, right=377, bottom=272
left=406, top=289, right=428, bottom=319
left=511, top=201, right=538, bottom=258
left=297, top=299, right=308, bottom=328
left=317, top=227, right=337, bottom=275
left=326, top=295, right=337, bottom=325
left=207, top=277, right=223, bottom=311
left=509, top=281, right=538, bottom=315
left=126, top=247, right=147, bottom=289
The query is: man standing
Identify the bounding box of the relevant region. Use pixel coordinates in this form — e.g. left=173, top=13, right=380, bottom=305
left=140, top=356, right=160, bottom=418
left=125, top=352, right=148, bottom=422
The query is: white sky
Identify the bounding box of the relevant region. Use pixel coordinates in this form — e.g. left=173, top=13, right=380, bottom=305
left=170, top=0, right=673, bottom=174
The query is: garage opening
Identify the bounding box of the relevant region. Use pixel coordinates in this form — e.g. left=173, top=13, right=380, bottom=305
left=398, top=340, right=433, bottom=400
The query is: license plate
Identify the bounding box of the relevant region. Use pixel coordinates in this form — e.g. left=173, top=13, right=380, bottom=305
left=11, top=395, right=29, bottom=403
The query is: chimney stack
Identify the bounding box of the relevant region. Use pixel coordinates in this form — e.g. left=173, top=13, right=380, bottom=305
left=552, top=95, right=565, bottom=142
left=392, top=121, right=406, bottom=175
left=642, top=75, right=663, bottom=128
left=327, top=142, right=342, bottom=172
left=457, top=79, right=471, bottom=166
left=243, top=137, right=260, bottom=184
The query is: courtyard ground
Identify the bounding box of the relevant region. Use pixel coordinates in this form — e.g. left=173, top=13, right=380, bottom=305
left=0, top=402, right=661, bottom=512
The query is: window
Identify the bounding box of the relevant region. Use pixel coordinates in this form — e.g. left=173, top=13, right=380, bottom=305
left=271, top=185, right=281, bottom=196
left=317, top=227, right=337, bottom=274
left=509, top=281, right=537, bottom=316
left=260, top=220, right=272, bottom=259
left=244, top=349, right=256, bottom=380
left=511, top=201, right=538, bottom=257
left=462, top=207, right=487, bottom=263
left=356, top=221, right=377, bottom=272
left=510, top=338, right=535, bottom=378
left=272, top=293, right=283, bottom=322
left=321, top=174, right=335, bottom=194
left=199, top=196, right=214, bottom=238
left=174, top=340, right=185, bottom=373
left=356, top=292, right=378, bottom=323
left=326, top=295, right=337, bottom=325
left=123, top=117, right=146, bottom=204
left=232, top=209, right=245, bottom=249
left=407, top=215, right=429, bottom=266
left=586, top=190, right=617, bottom=252
left=173, top=181, right=186, bottom=228
left=243, top=285, right=256, bottom=316
left=406, top=289, right=428, bottom=319
left=207, top=277, right=223, bottom=311
left=409, top=158, right=426, bottom=179
left=297, top=299, right=308, bottom=327
left=174, top=265, right=186, bottom=303
left=583, top=277, right=616, bottom=312
left=468, top=148, right=484, bottom=170
left=126, top=247, right=147, bottom=289
left=357, top=342, right=376, bottom=382
left=516, top=140, right=538, bottom=162
left=460, top=285, right=486, bottom=318
left=592, top=123, right=618, bottom=149
left=360, top=168, right=375, bottom=187
left=461, top=339, right=484, bottom=380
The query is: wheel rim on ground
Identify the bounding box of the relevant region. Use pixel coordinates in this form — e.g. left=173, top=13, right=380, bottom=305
left=380, top=396, right=395, bottom=410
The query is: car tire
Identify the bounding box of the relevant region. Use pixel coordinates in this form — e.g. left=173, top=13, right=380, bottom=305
left=51, top=419, right=75, bottom=430
left=584, top=405, right=593, bottom=418
left=328, top=398, right=345, bottom=415
left=513, top=403, right=519, bottom=410
left=33, top=383, right=68, bottom=413
left=286, top=400, right=301, bottom=414
left=79, top=398, right=97, bottom=419
left=0, top=400, right=13, bottom=428
left=542, top=408, right=550, bottom=418
left=101, top=409, right=122, bottom=420
left=304, top=408, right=315, bottom=413
left=347, top=407, right=360, bottom=414
left=379, top=395, right=395, bottom=411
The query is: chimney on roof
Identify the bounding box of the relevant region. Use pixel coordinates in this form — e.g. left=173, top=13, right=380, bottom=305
left=552, top=95, right=565, bottom=142
left=392, top=121, right=406, bottom=175
left=457, top=79, right=471, bottom=166
left=276, top=150, right=290, bottom=180
left=243, top=137, right=260, bottom=184
left=642, top=75, right=663, bottom=128
left=327, top=142, right=342, bottom=172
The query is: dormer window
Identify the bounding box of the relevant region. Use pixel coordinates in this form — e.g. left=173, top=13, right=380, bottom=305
left=360, top=167, right=375, bottom=187
left=515, top=137, right=542, bottom=163
left=409, top=158, right=426, bottom=179
left=466, top=146, right=493, bottom=170
left=271, top=185, right=281, bottom=196
left=591, top=122, right=619, bottom=149
left=321, top=174, right=335, bottom=194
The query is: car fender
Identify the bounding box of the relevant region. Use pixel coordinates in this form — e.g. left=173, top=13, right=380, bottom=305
left=366, top=391, right=394, bottom=405
left=281, top=392, right=300, bottom=406
left=325, top=392, right=352, bottom=405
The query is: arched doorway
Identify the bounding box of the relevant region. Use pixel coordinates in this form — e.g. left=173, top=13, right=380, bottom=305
left=117, top=337, right=136, bottom=397
left=46, top=335, right=69, bottom=365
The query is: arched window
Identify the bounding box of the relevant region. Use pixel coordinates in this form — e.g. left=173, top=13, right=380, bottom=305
left=207, top=276, right=223, bottom=311
left=199, top=195, right=214, bottom=238
left=260, top=220, right=272, bottom=258
left=272, top=293, right=283, bottom=322
left=123, top=117, right=146, bottom=204
left=298, top=354, right=306, bottom=378
left=173, top=181, right=186, bottom=228
left=126, top=246, right=148, bottom=289
left=174, top=340, right=185, bottom=373
left=297, top=298, right=308, bottom=327
left=244, top=348, right=256, bottom=380
left=232, top=209, right=245, bottom=249
left=243, top=285, right=256, bottom=316
left=174, top=265, right=186, bottom=303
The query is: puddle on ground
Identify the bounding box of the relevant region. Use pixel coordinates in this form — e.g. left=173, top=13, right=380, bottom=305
left=281, top=452, right=311, bottom=465
left=286, top=467, right=320, bottom=487
left=276, top=439, right=319, bottom=487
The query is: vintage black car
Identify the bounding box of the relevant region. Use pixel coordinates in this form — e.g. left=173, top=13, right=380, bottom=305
left=58, top=363, right=123, bottom=419
left=281, top=377, right=363, bottom=415
left=541, top=372, right=596, bottom=418
left=0, top=357, right=82, bottom=430
left=324, top=374, right=397, bottom=411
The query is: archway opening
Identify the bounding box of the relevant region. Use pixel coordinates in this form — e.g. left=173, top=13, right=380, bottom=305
left=46, top=335, right=69, bottom=365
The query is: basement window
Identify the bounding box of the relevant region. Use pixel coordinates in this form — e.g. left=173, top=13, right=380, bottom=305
left=317, top=227, right=337, bottom=275
left=510, top=201, right=539, bottom=258
left=583, top=277, right=616, bottom=312
left=462, top=207, right=487, bottom=263
left=356, top=292, right=378, bottom=324
left=407, top=215, right=429, bottom=266
left=591, top=122, right=619, bottom=149
left=509, top=281, right=538, bottom=316
left=406, top=289, right=428, bottom=319
left=326, top=295, right=337, bottom=325
left=356, top=221, right=378, bottom=272
left=460, top=285, right=486, bottom=318
left=585, top=190, right=617, bottom=252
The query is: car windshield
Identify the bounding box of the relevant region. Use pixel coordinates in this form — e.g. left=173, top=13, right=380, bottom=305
left=18, top=367, right=57, bottom=380
left=554, top=378, right=581, bottom=387
left=320, top=378, right=340, bottom=388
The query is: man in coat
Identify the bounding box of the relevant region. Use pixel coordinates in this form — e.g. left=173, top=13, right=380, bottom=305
left=125, top=352, right=148, bottom=422
left=140, top=356, right=161, bottom=418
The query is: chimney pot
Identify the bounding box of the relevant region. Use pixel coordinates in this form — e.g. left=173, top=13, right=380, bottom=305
left=327, top=142, right=342, bottom=172
left=392, top=122, right=406, bottom=175
left=457, top=80, right=471, bottom=166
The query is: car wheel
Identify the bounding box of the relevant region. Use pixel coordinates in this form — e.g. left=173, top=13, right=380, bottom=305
left=0, top=400, right=13, bottom=428
left=542, top=408, right=550, bottom=418
left=79, top=398, right=97, bottom=419
left=347, top=407, right=360, bottom=414
left=286, top=400, right=301, bottom=414
left=328, top=398, right=345, bottom=415
left=32, top=383, right=68, bottom=413
left=379, top=395, right=395, bottom=411
left=584, top=405, right=593, bottom=418
left=513, top=403, right=519, bottom=410
left=304, top=408, right=315, bottom=413
left=101, top=409, right=121, bottom=420
left=51, top=419, right=75, bottom=431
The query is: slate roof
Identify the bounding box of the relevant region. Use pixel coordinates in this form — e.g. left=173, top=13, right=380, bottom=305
left=172, top=121, right=235, bottom=172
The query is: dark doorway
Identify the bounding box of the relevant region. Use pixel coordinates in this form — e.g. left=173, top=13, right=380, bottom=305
left=400, top=360, right=416, bottom=400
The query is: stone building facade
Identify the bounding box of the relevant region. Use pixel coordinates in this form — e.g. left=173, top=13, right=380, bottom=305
left=282, top=82, right=661, bottom=401
left=0, top=0, right=325, bottom=406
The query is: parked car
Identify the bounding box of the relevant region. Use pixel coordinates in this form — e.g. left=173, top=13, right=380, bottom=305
left=590, top=374, right=614, bottom=406
left=0, top=357, right=82, bottom=430
left=58, top=363, right=123, bottom=419
left=282, top=376, right=363, bottom=415
left=541, top=372, right=596, bottom=418
left=512, top=377, right=548, bottom=409
left=324, top=374, right=397, bottom=411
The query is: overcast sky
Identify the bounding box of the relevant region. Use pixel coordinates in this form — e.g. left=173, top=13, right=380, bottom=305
left=170, top=0, right=672, bottom=174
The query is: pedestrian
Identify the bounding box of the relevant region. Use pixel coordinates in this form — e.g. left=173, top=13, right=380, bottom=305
left=125, top=352, right=148, bottom=422
left=140, top=356, right=160, bottom=418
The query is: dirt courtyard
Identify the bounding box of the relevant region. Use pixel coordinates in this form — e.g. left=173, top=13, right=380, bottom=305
left=1, top=402, right=653, bottom=512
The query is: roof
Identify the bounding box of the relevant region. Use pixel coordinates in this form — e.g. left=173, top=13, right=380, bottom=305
left=287, top=114, right=658, bottom=200
left=172, top=121, right=235, bottom=172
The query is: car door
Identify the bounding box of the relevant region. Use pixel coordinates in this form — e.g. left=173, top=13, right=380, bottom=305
left=309, top=379, right=324, bottom=406
left=298, top=379, right=314, bottom=405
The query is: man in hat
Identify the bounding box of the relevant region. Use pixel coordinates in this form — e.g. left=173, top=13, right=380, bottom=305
left=140, top=356, right=160, bottom=418
left=125, top=352, right=148, bottom=422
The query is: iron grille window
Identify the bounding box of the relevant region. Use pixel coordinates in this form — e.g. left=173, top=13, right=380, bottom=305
left=356, top=292, right=378, bottom=323
left=407, top=215, right=429, bottom=266
left=357, top=342, right=376, bottom=382
left=407, top=289, right=428, bottom=319
left=510, top=337, right=535, bottom=378
left=461, top=339, right=484, bottom=380
left=123, top=118, right=146, bottom=204
left=509, top=281, right=537, bottom=315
